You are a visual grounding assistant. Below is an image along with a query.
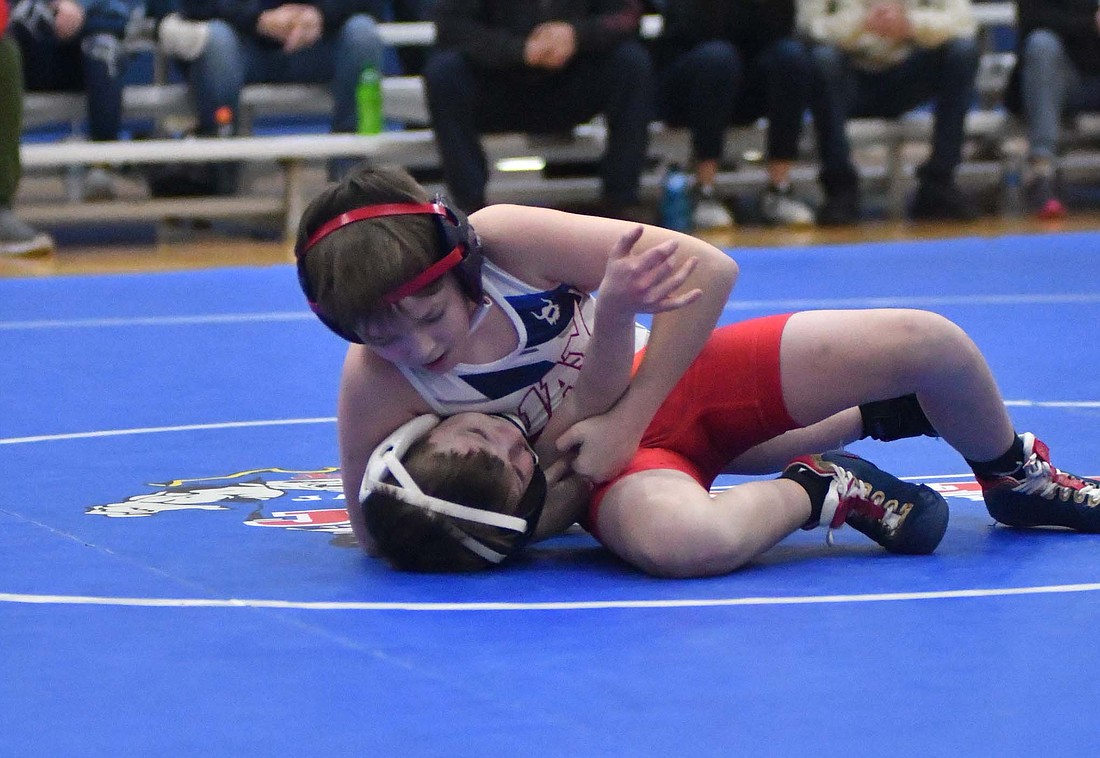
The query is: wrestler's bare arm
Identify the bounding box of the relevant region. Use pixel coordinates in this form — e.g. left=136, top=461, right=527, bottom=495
left=473, top=205, right=738, bottom=482
left=338, top=344, right=433, bottom=553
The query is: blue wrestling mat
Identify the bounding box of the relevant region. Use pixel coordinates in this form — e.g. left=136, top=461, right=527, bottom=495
left=2, top=232, right=1099, bottom=756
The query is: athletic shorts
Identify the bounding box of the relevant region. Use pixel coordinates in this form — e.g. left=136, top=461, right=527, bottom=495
left=587, top=313, right=799, bottom=534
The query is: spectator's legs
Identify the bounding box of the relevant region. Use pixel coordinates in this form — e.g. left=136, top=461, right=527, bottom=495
left=755, top=37, right=814, bottom=226
left=659, top=40, right=738, bottom=180
left=0, top=34, right=21, bottom=207
left=657, top=40, right=738, bottom=228
left=328, top=14, right=384, bottom=133
left=867, top=39, right=978, bottom=219
left=1020, top=29, right=1073, bottom=165
left=423, top=48, right=489, bottom=212
left=0, top=34, right=52, bottom=255
left=759, top=37, right=810, bottom=171
left=80, top=32, right=127, bottom=142
left=189, top=20, right=245, bottom=135
left=1019, top=29, right=1078, bottom=217
left=805, top=43, right=860, bottom=223
left=594, top=39, right=653, bottom=210
left=916, top=37, right=979, bottom=185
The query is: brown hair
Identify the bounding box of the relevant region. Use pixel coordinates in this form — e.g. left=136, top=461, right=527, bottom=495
left=296, top=164, right=445, bottom=337
left=364, top=440, right=520, bottom=572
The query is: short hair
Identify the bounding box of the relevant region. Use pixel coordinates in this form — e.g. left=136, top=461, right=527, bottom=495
left=296, top=164, right=445, bottom=337
left=364, top=439, right=520, bottom=572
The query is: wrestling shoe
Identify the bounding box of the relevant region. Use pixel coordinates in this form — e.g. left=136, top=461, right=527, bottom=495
left=978, top=433, right=1100, bottom=532
left=784, top=451, right=949, bottom=554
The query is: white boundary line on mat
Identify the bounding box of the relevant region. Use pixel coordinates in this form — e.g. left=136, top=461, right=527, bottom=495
left=3, top=583, right=1100, bottom=611
left=3, top=401, right=1098, bottom=446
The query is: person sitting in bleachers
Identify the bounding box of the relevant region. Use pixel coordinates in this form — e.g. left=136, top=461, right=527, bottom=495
left=9, top=0, right=148, bottom=201
left=423, top=0, right=654, bottom=221
left=1005, top=0, right=1100, bottom=219
left=169, top=0, right=386, bottom=188
left=2, top=0, right=54, bottom=255
left=649, top=0, right=815, bottom=229
left=797, top=0, right=981, bottom=224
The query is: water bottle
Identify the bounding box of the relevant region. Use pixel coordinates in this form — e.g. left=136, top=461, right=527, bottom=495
left=356, top=65, right=383, bottom=135
left=212, top=105, right=237, bottom=195
left=660, top=163, right=693, bottom=232
left=214, top=105, right=234, bottom=138
left=1000, top=148, right=1024, bottom=218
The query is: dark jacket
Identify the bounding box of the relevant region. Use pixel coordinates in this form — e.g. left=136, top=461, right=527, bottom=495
left=431, top=0, right=644, bottom=72
left=656, top=0, right=795, bottom=62
left=1007, top=0, right=1100, bottom=111
left=181, top=0, right=379, bottom=40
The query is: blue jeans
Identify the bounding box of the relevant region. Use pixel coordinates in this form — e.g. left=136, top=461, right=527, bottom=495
left=1020, top=28, right=1100, bottom=161
left=658, top=37, right=810, bottom=163
left=188, top=15, right=384, bottom=135
left=807, top=37, right=979, bottom=191
left=14, top=29, right=127, bottom=142
left=423, top=40, right=654, bottom=211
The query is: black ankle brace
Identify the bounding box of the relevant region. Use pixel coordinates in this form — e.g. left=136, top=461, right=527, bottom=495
left=967, top=434, right=1026, bottom=479
left=859, top=394, right=939, bottom=442
left=781, top=462, right=831, bottom=529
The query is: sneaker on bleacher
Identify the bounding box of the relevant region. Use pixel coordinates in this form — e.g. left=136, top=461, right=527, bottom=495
left=759, top=184, right=814, bottom=227
left=910, top=178, right=978, bottom=221
left=0, top=207, right=54, bottom=257
left=1025, top=171, right=1066, bottom=220
left=692, top=190, right=734, bottom=229
left=81, top=167, right=118, bottom=202
left=817, top=188, right=861, bottom=226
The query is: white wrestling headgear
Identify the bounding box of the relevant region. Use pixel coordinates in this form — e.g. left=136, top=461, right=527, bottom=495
left=360, top=414, right=544, bottom=565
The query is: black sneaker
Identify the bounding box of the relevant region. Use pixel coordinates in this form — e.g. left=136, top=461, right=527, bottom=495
left=910, top=178, right=978, bottom=221
left=785, top=451, right=949, bottom=554
left=816, top=188, right=860, bottom=226
left=977, top=433, right=1100, bottom=532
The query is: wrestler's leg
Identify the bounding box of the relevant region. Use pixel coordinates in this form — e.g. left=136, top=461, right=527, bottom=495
left=723, top=409, right=862, bottom=474
left=777, top=309, right=1016, bottom=463
left=595, top=469, right=811, bottom=577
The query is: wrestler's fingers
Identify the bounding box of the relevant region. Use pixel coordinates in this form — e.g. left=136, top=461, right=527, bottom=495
left=543, top=456, right=573, bottom=487
left=647, top=287, right=703, bottom=313
left=608, top=225, right=645, bottom=262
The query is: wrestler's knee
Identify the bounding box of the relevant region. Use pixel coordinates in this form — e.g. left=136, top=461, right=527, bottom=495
left=883, top=309, right=981, bottom=378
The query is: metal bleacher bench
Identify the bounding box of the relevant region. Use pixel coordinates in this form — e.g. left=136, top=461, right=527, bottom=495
left=20, top=5, right=1043, bottom=237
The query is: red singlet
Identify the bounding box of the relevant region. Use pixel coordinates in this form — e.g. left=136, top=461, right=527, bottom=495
left=588, top=313, right=799, bottom=533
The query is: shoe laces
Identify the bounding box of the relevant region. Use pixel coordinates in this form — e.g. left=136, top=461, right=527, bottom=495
left=823, top=467, right=897, bottom=546
left=1013, top=451, right=1100, bottom=507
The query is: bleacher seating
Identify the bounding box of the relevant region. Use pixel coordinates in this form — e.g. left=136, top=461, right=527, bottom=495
left=20, top=3, right=1100, bottom=238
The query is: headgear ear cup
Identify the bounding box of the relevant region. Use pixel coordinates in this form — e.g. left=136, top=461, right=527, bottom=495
left=432, top=195, right=484, bottom=301
left=295, top=196, right=483, bottom=344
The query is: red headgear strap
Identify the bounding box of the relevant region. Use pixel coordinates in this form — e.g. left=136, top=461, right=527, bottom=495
left=301, top=201, right=450, bottom=252
left=300, top=201, right=467, bottom=305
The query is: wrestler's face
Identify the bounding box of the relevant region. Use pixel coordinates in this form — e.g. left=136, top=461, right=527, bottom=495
left=357, top=278, right=474, bottom=373
left=426, top=413, right=538, bottom=507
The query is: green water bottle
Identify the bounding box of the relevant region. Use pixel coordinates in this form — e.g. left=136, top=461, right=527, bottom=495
left=356, top=65, right=383, bottom=135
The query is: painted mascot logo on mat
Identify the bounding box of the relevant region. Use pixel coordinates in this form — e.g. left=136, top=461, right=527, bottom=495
left=89, top=469, right=999, bottom=550
left=85, top=468, right=357, bottom=546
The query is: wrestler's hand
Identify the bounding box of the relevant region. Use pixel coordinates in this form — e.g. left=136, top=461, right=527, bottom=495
left=556, top=409, right=642, bottom=485
left=597, top=226, right=701, bottom=320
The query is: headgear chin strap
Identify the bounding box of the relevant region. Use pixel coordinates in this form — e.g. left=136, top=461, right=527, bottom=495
left=296, top=195, right=484, bottom=343
left=360, top=415, right=546, bottom=566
